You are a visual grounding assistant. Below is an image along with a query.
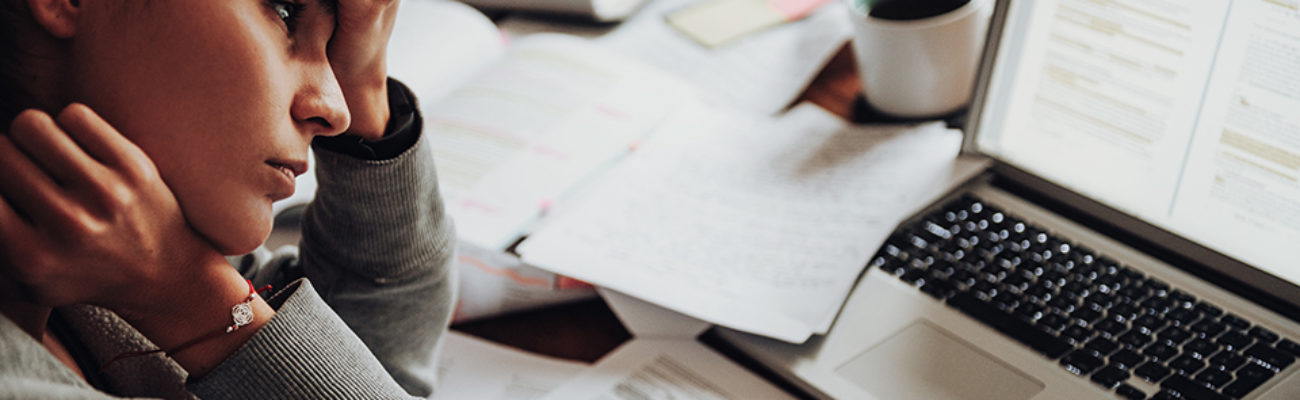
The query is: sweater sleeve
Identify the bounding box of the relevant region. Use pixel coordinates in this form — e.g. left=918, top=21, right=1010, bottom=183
left=186, top=279, right=419, bottom=399
left=294, top=87, right=458, bottom=397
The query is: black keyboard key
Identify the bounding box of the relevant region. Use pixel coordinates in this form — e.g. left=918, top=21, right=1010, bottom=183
left=1038, top=313, right=1068, bottom=332
left=948, top=270, right=976, bottom=288
left=1170, top=291, right=1196, bottom=307
left=1015, top=303, right=1045, bottom=323
left=1135, top=361, right=1173, bottom=383
left=948, top=292, right=1073, bottom=358
left=1111, top=348, right=1147, bottom=370
left=1146, top=279, right=1171, bottom=294
left=1194, top=368, right=1232, bottom=389
left=1221, top=378, right=1265, bottom=399
left=1244, top=343, right=1295, bottom=370
left=1170, top=354, right=1206, bottom=375
left=1158, top=326, right=1193, bottom=345
left=1097, top=318, right=1128, bottom=338
left=900, top=267, right=927, bottom=285
left=1196, top=302, right=1224, bottom=318
left=1120, top=329, right=1155, bottom=348
left=1048, top=296, right=1077, bottom=313
left=971, top=281, right=998, bottom=298
left=1087, top=291, right=1118, bottom=308
left=1072, top=308, right=1104, bottom=326
left=1111, top=303, right=1141, bottom=322
left=1161, top=374, right=1228, bottom=400
left=1238, top=362, right=1275, bottom=383
left=1184, top=339, right=1221, bottom=358
left=1221, top=363, right=1275, bottom=398
left=1216, top=330, right=1253, bottom=351
left=920, top=279, right=956, bottom=299
left=1278, top=338, right=1300, bottom=357
left=1115, top=384, right=1146, bottom=400
left=1061, top=349, right=1106, bottom=375
left=1209, top=351, right=1247, bottom=371
left=993, top=291, right=1020, bottom=310
left=1119, top=285, right=1153, bottom=303
left=1191, top=320, right=1227, bottom=338
left=1061, top=325, right=1093, bottom=345
left=1220, top=314, right=1250, bottom=330
left=1091, top=365, right=1130, bottom=389
left=1248, top=326, right=1279, bottom=344
left=1135, top=315, right=1167, bottom=331
left=1143, top=342, right=1180, bottom=362
left=1151, top=391, right=1179, bottom=400
left=1167, top=308, right=1201, bottom=327
left=1087, top=337, right=1122, bottom=356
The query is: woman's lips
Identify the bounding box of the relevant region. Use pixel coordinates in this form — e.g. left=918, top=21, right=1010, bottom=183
left=266, top=160, right=307, bottom=200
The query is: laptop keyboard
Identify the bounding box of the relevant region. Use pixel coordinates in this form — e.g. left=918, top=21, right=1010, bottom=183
left=870, top=195, right=1300, bottom=400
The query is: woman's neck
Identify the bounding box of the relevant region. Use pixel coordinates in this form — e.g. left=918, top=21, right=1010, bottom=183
left=0, top=300, right=52, bottom=339
left=1, top=301, right=86, bottom=380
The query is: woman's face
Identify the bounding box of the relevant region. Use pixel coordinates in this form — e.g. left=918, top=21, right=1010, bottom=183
left=68, top=0, right=349, bottom=254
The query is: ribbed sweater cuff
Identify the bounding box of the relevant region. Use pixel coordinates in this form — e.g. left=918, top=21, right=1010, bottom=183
left=187, top=279, right=411, bottom=399
left=303, top=133, right=455, bottom=281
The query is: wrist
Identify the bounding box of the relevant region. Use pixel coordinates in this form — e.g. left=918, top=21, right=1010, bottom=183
left=122, top=257, right=274, bottom=376
left=340, top=70, right=391, bottom=141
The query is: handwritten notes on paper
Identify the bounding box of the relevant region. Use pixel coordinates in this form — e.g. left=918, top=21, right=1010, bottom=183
left=519, top=102, right=972, bottom=343
left=426, top=34, right=696, bottom=250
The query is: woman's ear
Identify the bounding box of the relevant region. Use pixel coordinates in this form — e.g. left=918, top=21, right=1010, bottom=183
left=26, top=0, right=80, bottom=39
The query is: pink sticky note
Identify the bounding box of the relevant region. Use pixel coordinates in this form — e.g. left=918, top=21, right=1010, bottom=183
left=770, top=0, right=830, bottom=20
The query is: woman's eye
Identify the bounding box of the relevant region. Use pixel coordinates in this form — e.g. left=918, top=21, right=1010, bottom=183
left=270, top=1, right=300, bottom=31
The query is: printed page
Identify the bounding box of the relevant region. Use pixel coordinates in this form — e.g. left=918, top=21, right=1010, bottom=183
left=989, top=0, right=1230, bottom=219
left=594, top=0, right=852, bottom=114
left=538, top=338, right=795, bottom=400
left=519, top=102, right=972, bottom=343
left=427, top=33, right=697, bottom=250
left=434, top=332, right=590, bottom=400
left=453, top=242, right=598, bottom=324
left=1170, top=0, right=1300, bottom=283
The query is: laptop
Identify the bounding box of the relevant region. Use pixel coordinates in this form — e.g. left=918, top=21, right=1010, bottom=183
left=712, top=0, right=1300, bottom=399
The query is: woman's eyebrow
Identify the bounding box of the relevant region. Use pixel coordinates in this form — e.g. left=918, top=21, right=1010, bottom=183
left=317, top=0, right=338, bottom=15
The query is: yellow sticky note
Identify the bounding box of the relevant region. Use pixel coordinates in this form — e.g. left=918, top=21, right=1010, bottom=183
left=667, top=0, right=828, bottom=48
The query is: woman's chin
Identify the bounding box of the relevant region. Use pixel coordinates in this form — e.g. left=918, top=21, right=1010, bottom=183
left=199, top=212, right=274, bottom=256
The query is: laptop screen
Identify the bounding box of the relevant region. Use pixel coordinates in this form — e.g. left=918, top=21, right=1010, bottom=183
left=974, top=0, right=1300, bottom=287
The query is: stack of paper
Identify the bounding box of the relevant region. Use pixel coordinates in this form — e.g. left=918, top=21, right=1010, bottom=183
left=518, top=102, right=978, bottom=343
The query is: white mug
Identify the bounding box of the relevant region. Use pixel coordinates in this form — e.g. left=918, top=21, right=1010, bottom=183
left=845, top=0, right=994, bottom=118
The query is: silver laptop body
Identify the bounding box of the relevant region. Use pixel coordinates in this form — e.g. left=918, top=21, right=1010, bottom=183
left=715, top=1, right=1300, bottom=399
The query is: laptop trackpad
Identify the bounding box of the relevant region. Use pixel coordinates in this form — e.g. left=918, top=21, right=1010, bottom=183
left=835, top=321, right=1044, bottom=400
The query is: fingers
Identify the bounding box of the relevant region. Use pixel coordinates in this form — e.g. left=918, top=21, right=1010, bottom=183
left=55, top=104, right=156, bottom=180
left=0, top=134, right=73, bottom=225
left=0, top=194, right=37, bottom=302
left=7, top=108, right=102, bottom=186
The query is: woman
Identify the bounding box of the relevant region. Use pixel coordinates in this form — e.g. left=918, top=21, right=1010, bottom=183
left=0, top=0, right=456, bottom=398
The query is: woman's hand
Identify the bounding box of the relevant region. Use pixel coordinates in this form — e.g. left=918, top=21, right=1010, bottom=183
left=328, top=0, right=402, bottom=141
left=0, top=104, right=224, bottom=317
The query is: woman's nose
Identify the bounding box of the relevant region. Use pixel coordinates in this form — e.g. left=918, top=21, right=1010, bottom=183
left=290, top=65, right=351, bottom=138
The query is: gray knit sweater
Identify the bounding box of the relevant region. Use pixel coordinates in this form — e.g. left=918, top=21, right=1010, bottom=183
left=0, top=82, right=457, bottom=399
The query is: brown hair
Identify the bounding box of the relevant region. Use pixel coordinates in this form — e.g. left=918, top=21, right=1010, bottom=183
left=0, top=0, right=33, bottom=125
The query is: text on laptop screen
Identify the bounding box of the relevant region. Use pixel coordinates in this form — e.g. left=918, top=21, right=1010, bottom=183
left=976, top=0, right=1300, bottom=286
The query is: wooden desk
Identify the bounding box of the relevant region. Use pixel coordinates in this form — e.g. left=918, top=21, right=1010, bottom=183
left=450, top=43, right=866, bottom=363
